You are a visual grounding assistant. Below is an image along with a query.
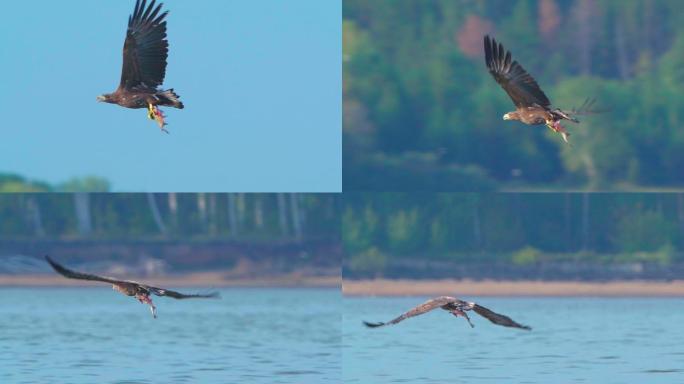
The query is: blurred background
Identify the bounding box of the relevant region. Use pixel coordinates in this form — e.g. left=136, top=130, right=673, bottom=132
left=0, top=193, right=341, bottom=383
left=344, top=0, right=684, bottom=191
left=0, top=193, right=340, bottom=285
left=343, top=192, right=684, bottom=281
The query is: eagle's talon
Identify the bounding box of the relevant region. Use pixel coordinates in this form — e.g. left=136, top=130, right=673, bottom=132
left=147, top=104, right=167, bottom=130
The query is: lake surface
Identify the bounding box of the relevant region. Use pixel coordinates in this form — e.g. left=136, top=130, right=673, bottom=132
left=1, top=288, right=339, bottom=383
left=344, top=297, right=684, bottom=384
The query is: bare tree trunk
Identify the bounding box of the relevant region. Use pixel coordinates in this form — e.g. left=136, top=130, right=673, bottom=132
left=254, top=197, right=264, bottom=230
left=74, top=193, right=92, bottom=236
left=582, top=153, right=599, bottom=190
left=227, top=194, right=238, bottom=236
left=197, top=193, right=207, bottom=230
left=167, top=193, right=178, bottom=232
left=147, top=193, right=167, bottom=235
left=581, top=193, right=590, bottom=250
left=277, top=193, right=289, bottom=236
left=26, top=197, right=45, bottom=237
left=290, top=194, right=303, bottom=242
left=237, top=194, right=246, bottom=231
left=208, top=193, right=217, bottom=235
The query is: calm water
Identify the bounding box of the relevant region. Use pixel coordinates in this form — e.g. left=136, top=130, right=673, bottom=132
left=344, top=297, right=684, bottom=384
left=1, top=288, right=339, bottom=383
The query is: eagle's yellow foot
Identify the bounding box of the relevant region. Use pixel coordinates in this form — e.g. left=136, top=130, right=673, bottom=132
left=147, top=103, right=168, bottom=134
left=147, top=104, right=155, bottom=120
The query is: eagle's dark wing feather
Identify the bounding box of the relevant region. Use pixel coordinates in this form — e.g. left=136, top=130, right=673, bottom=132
left=145, top=286, right=220, bottom=300
left=363, top=296, right=457, bottom=328
left=473, top=303, right=531, bottom=330
left=45, top=256, right=125, bottom=285
left=120, top=0, right=169, bottom=90
left=484, top=35, right=550, bottom=108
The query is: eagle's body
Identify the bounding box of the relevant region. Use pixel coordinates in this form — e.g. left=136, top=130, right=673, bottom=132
left=484, top=35, right=596, bottom=144
left=97, top=0, right=184, bottom=132
left=45, top=256, right=218, bottom=318
left=102, top=88, right=181, bottom=110
left=364, top=296, right=531, bottom=331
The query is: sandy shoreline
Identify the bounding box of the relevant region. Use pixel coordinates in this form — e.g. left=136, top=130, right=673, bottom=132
left=10, top=276, right=684, bottom=296
left=343, top=279, right=684, bottom=297
left=0, top=273, right=340, bottom=288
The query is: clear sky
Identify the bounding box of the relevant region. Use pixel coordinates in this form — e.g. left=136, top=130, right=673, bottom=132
left=0, top=0, right=341, bottom=192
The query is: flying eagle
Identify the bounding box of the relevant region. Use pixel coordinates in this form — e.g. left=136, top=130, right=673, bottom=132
left=97, top=0, right=184, bottom=133
left=363, top=296, right=531, bottom=330
left=484, top=35, right=597, bottom=144
left=45, top=256, right=218, bottom=318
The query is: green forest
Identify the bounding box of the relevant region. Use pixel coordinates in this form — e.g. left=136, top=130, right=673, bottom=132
left=0, top=193, right=340, bottom=242
left=0, top=173, right=110, bottom=193
left=344, top=0, right=684, bottom=191
left=343, top=193, right=684, bottom=275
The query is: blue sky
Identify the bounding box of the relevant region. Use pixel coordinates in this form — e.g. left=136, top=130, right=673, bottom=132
left=0, top=0, right=341, bottom=192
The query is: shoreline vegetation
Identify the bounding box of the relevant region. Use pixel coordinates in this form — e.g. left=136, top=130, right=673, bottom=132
left=0, top=273, right=340, bottom=288
left=343, top=279, right=684, bottom=297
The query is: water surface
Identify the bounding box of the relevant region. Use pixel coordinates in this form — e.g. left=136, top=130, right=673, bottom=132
left=344, top=297, right=684, bottom=383
left=1, top=288, right=339, bottom=383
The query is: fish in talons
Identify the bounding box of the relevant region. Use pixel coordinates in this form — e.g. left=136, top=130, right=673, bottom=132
left=148, top=103, right=168, bottom=134
left=546, top=120, right=570, bottom=144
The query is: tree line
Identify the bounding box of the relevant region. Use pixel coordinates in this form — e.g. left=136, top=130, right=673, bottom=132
left=0, top=193, right=340, bottom=241
left=0, top=173, right=110, bottom=193
left=343, top=193, right=684, bottom=273
left=344, top=0, right=684, bottom=190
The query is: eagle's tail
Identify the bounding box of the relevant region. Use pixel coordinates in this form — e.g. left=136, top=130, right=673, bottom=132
left=158, top=89, right=184, bottom=109
left=551, top=109, right=580, bottom=123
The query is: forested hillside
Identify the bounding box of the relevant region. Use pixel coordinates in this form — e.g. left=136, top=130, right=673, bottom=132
left=344, top=0, right=684, bottom=190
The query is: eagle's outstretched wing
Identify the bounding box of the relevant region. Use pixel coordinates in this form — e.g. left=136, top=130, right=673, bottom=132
left=484, top=35, right=550, bottom=108
left=145, top=286, right=220, bottom=300
left=363, top=296, right=458, bottom=328
left=473, top=304, right=531, bottom=330
left=120, top=0, right=169, bottom=90
left=45, top=256, right=125, bottom=285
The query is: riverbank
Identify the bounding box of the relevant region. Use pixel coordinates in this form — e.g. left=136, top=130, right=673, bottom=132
left=343, top=279, right=684, bottom=297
